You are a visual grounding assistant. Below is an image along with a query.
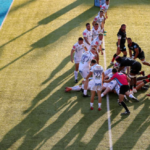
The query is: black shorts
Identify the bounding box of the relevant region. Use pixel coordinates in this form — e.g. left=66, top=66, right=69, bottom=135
left=138, top=51, right=145, bottom=60
left=116, top=42, right=126, bottom=52
left=120, top=85, right=129, bottom=95
left=130, top=62, right=142, bottom=74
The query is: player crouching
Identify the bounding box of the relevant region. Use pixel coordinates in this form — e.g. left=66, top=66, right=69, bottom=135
left=85, top=59, right=104, bottom=111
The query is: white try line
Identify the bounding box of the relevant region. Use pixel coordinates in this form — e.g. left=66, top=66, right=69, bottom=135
left=0, top=0, right=15, bottom=30
left=103, top=37, right=113, bottom=150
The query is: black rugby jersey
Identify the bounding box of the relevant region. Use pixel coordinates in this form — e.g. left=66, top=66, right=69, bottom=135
left=117, top=29, right=126, bottom=45
left=128, top=42, right=142, bottom=53
left=119, top=57, right=136, bottom=67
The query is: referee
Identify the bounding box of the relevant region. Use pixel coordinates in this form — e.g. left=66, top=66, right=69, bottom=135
left=110, top=24, right=127, bottom=64
left=104, top=68, right=137, bottom=115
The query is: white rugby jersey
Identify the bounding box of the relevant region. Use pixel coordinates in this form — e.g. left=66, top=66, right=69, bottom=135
left=99, top=4, right=109, bottom=15
left=91, top=26, right=101, bottom=41
left=79, top=51, right=95, bottom=70
left=90, top=64, right=103, bottom=86
left=72, top=42, right=85, bottom=58
left=104, top=68, right=112, bottom=76
left=94, top=15, right=104, bottom=26
left=83, top=29, right=92, bottom=44
left=91, top=36, right=102, bottom=50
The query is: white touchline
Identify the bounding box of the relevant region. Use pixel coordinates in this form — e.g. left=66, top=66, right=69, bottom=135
left=0, top=0, right=15, bottom=30
left=103, top=37, right=113, bottom=150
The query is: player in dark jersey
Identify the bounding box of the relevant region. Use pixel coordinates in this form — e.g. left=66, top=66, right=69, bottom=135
left=127, top=38, right=150, bottom=66
left=110, top=24, right=127, bottom=64
left=115, top=56, right=142, bottom=94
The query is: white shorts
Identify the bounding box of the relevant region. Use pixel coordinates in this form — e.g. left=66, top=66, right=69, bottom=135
left=79, top=68, right=90, bottom=79
left=74, top=56, right=81, bottom=64
left=107, top=80, right=117, bottom=91
left=115, top=85, right=120, bottom=95
left=90, top=81, right=102, bottom=92
left=103, top=83, right=108, bottom=88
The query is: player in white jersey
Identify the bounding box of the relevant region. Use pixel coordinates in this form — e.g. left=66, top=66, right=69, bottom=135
left=86, top=59, right=104, bottom=111
left=104, top=68, right=112, bottom=76
left=71, top=37, right=87, bottom=83
left=91, top=23, right=103, bottom=41
left=90, top=33, right=103, bottom=54
left=100, top=0, right=109, bottom=19
left=79, top=50, right=95, bottom=97
left=93, top=10, right=105, bottom=35
left=83, top=23, right=92, bottom=51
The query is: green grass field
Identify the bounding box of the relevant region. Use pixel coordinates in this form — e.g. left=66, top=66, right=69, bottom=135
left=0, top=0, right=150, bottom=149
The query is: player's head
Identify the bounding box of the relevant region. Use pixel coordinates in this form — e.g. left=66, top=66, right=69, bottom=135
left=127, top=37, right=132, bottom=45
left=115, top=56, right=122, bottom=63
left=94, top=23, right=98, bottom=30
left=112, top=68, right=118, bottom=74
left=106, top=0, right=109, bottom=5
left=86, top=23, right=90, bottom=30
left=78, top=37, right=83, bottom=44
left=98, top=33, right=103, bottom=40
left=90, top=47, right=97, bottom=54
left=99, top=10, right=104, bottom=16
left=120, top=24, right=126, bottom=31
left=90, top=59, right=97, bottom=66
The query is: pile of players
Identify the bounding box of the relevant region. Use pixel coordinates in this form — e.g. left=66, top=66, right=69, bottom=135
left=66, top=0, right=150, bottom=115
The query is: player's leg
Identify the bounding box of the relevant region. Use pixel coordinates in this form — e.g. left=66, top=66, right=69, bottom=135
left=136, top=79, right=150, bottom=90
left=125, top=90, right=139, bottom=102
left=101, top=87, right=111, bottom=97
left=90, top=90, right=95, bottom=110
left=119, top=85, right=130, bottom=115
left=97, top=90, right=102, bottom=111
left=74, top=63, right=79, bottom=83
left=65, top=85, right=81, bottom=92
left=139, top=51, right=150, bottom=66
left=122, top=50, right=127, bottom=57
left=141, top=59, right=150, bottom=66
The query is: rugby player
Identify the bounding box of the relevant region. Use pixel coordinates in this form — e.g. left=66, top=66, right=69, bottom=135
left=101, top=0, right=110, bottom=20
left=83, top=23, right=92, bottom=51
left=79, top=49, right=95, bottom=97
left=92, top=10, right=105, bottom=35
left=127, top=38, right=150, bottom=66
left=71, top=37, right=87, bottom=83
left=86, top=59, right=104, bottom=111
left=91, top=23, right=102, bottom=41
left=111, top=24, right=127, bottom=65
left=115, top=56, right=142, bottom=94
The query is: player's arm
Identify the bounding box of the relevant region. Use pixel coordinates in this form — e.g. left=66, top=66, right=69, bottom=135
left=92, top=20, right=96, bottom=27
left=128, top=49, right=132, bottom=58
left=134, top=48, right=139, bottom=59
left=127, top=75, right=131, bottom=82
left=101, top=72, right=104, bottom=86
left=86, top=72, right=93, bottom=80
left=117, top=34, right=121, bottom=51
left=84, top=37, right=90, bottom=45
left=127, top=66, right=130, bottom=76
left=70, top=49, right=75, bottom=63
left=104, top=78, right=111, bottom=83
left=99, top=45, right=103, bottom=55
left=118, top=66, right=125, bottom=72
left=105, top=12, right=108, bottom=19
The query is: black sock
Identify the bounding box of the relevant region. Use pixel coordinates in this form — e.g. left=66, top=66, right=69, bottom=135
left=134, top=84, right=136, bottom=88
left=114, top=54, right=117, bottom=58
left=123, top=55, right=127, bottom=57
left=130, top=85, right=133, bottom=90
left=121, top=101, right=129, bottom=112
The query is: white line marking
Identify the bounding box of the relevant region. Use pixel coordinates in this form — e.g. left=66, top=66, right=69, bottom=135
left=103, top=37, right=113, bottom=150
left=0, top=0, right=15, bottom=30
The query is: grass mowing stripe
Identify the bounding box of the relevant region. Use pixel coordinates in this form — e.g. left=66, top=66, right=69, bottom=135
left=103, top=37, right=113, bottom=150
left=0, top=0, right=14, bottom=29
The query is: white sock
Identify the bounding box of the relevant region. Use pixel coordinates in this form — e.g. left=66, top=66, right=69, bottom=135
left=98, top=103, right=101, bottom=108
left=90, top=103, right=93, bottom=107
left=72, top=85, right=81, bottom=91
left=129, top=94, right=134, bottom=98
left=84, top=90, right=87, bottom=95
left=74, top=71, right=78, bottom=80
left=101, top=93, right=104, bottom=97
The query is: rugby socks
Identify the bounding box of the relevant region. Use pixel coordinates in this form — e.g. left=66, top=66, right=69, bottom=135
left=121, top=101, right=129, bottom=112
left=130, top=85, right=133, bottom=91
left=111, top=54, right=117, bottom=62
left=98, top=103, right=101, bottom=108
left=123, top=55, right=127, bottom=57
left=74, top=71, right=78, bottom=80
left=143, top=78, right=150, bottom=84
left=129, top=94, right=134, bottom=98
left=72, top=86, right=81, bottom=91
left=90, top=103, right=93, bottom=107
left=101, top=93, right=104, bottom=97
left=84, top=90, right=87, bottom=95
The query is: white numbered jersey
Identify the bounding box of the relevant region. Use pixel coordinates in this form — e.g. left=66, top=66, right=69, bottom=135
left=91, top=26, right=102, bottom=41
left=115, top=84, right=120, bottom=95
left=104, top=68, right=112, bottom=76
left=72, top=42, right=85, bottom=58
left=94, top=15, right=104, bottom=26
left=90, top=64, right=103, bottom=85
left=83, top=29, right=92, bottom=44
left=108, top=72, right=113, bottom=79
left=79, top=51, right=95, bottom=70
